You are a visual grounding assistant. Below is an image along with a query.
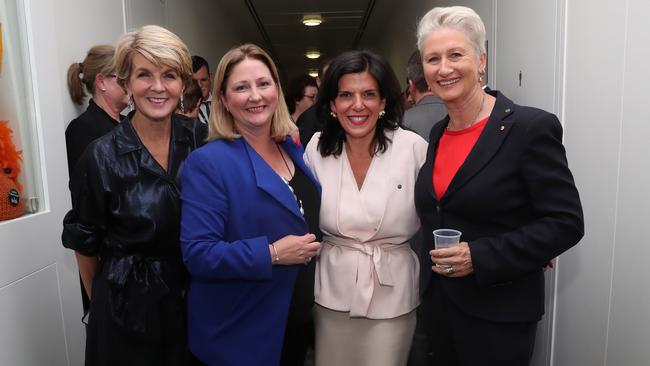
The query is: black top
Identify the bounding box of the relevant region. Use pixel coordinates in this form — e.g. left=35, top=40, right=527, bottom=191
left=295, top=105, right=323, bottom=147
left=65, top=99, right=121, bottom=176
left=286, top=164, right=322, bottom=326
left=62, top=114, right=207, bottom=336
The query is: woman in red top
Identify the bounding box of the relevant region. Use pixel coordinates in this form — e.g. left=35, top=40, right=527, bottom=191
left=414, top=6, right=584, bottom=365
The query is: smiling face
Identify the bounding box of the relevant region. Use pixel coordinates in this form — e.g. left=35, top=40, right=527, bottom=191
left=329, top=71, right=386, bottom=144
left=220, top=58, right=279, bottom=135
left=420, top=27, right=485, bottom=105
left=125, top=52, right=183, bottom=123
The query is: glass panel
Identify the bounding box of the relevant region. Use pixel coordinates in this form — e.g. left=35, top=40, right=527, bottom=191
left=0, top=0, right=44, bottom=222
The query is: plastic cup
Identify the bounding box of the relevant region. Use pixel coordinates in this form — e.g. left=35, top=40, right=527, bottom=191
left=433, top=229, right=461, bottom=269
left=433, top=229, right=462, bottom=249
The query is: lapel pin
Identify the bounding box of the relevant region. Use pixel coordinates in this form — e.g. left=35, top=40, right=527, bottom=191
left=505, top=108, right=511, bottom=113
left=500, top=125, right=505, bottom=131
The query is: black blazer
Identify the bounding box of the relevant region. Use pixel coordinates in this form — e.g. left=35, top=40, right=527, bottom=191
left=65, top=99, right=121, bottom=176
left=415, top=91, right=584, bottom=322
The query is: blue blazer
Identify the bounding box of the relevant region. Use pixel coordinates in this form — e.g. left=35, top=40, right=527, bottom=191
left=180, top=137, right=320, bottom=366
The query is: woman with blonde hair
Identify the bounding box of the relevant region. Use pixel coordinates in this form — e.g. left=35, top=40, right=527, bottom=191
left=62, top=25, right=205, bottom=365
left=180, top=43, right=321, bottom=365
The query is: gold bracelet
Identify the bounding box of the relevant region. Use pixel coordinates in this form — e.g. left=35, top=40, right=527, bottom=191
left=271, top=244, right=280, bottom=264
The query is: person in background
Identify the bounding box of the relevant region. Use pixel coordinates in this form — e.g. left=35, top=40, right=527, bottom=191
left=65, top=44, right=129, bottom=313
left=62, top=25, right=206, bottom=365
left=403, top=50, right=447, bottom=142
left=402, top=83, right=415, bottom=110
left=295, top=59, right=332, bottom=146
left=285, top=74, right=318, bottom=123
left=303, top=49, right=427, bottom=366
left=192, top=55, right=212, bottom=124
left=180, top=43, right=321, bottom=366
left=66, top=45, right=128, bottom=174
left=414, top=6, right=584, bottom=365
left=177, top=79, right=203, bottom=119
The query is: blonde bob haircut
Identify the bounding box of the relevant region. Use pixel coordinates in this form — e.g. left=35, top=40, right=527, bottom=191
left=114, top=25, right=193, bottom=90
left=207, top=44, right=294, bottom=141
left=417, top=6, right=486, bottom=58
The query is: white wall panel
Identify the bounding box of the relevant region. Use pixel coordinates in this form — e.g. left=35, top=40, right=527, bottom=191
left=125, top=0, right=167, bottom=29
left=553, top=0, right=627, bottom=364
left=0, top=265, right=68, bottom=366
left=54, top=0, right=125, bottom=129
left=494, top=0, right=559, bottom=112
left=606, top=0, right=650, bottom=364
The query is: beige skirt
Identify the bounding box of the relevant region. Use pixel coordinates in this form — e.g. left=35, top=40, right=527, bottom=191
left=314, top=304, right=416, bottom=366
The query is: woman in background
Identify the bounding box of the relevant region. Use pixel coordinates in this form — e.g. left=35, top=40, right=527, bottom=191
left=66, top=45, right=128, bottom=174
left=180, top=44, right=321, bottom=366
left=62, top=25, right=205, bottom=365
left=414, top=6, right=583, bottom=365
left=65, top=44, right=128, bottom=312
left=304, top=49, right=427, bottom=366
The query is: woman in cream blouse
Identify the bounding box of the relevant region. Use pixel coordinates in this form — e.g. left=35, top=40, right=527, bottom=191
left=304, top=50, right=427, bottom=366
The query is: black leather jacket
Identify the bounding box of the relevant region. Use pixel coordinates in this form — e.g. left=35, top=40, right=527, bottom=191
left=62, top=114, right=206, bottom=334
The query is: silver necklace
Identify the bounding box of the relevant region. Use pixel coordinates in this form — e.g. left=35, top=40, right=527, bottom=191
left=447, top=92, right=486, bottom=130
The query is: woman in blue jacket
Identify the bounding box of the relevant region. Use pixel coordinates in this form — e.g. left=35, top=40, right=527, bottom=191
left=180, top=44, right=321, bottom=366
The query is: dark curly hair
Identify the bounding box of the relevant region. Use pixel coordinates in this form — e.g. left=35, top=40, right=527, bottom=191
left=316, top=49, right=403, bottom=157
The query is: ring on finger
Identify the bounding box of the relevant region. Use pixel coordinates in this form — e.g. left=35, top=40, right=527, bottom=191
left=445, top=266, right=454, bottom=274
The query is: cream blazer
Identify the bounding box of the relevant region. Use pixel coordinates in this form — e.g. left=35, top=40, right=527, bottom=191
left=304, top=128, right=428, bottom=319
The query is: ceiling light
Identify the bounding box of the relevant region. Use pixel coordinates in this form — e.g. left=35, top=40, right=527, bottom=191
left=302, top=14, right=323, bottom=27
left=305, top=50, right=321, bottom=59
left=308, top=69, right=319, bottom=78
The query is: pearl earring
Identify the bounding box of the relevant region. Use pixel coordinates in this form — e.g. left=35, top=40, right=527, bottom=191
left=378, top=110, right=386, bottom=118
left=330, top=111, right=337, bottom=118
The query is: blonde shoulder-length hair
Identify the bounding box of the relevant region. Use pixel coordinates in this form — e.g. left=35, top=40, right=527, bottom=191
left=113, top=25, right=193, bottom=91
left=208, top=44, right=295, bottom=141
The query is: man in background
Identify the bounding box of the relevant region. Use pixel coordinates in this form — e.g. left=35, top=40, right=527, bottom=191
left=403, top=50, right=447, bottom=141
left=295, top=59, right=331, bottom=146
left=192, top=55, right=212, bottom=124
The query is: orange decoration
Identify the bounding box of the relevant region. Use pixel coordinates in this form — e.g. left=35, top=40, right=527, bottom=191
left=0, top=120, right=24, bottom=220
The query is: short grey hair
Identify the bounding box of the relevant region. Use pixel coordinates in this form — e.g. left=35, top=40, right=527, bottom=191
left=417, top=6, right=486, bottom=58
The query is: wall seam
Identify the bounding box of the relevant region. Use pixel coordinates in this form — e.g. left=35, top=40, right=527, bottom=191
left=603, top=0, right=630, bottom=364
left=549, top=0, right=568, bottom=364
left=121, top=0, right=127, bottom=32
left=491, top=0, right=498, bottom=89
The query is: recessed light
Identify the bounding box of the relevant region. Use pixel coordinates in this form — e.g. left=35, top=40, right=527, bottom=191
left=305, top=50, right=321, bottom=59
left=302, top=14, right=323, bottom=27
left=308, top=69, right=319, bottom=78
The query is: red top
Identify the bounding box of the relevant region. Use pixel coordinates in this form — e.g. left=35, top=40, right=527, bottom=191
left=433, top=117, right=489, bottom=199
